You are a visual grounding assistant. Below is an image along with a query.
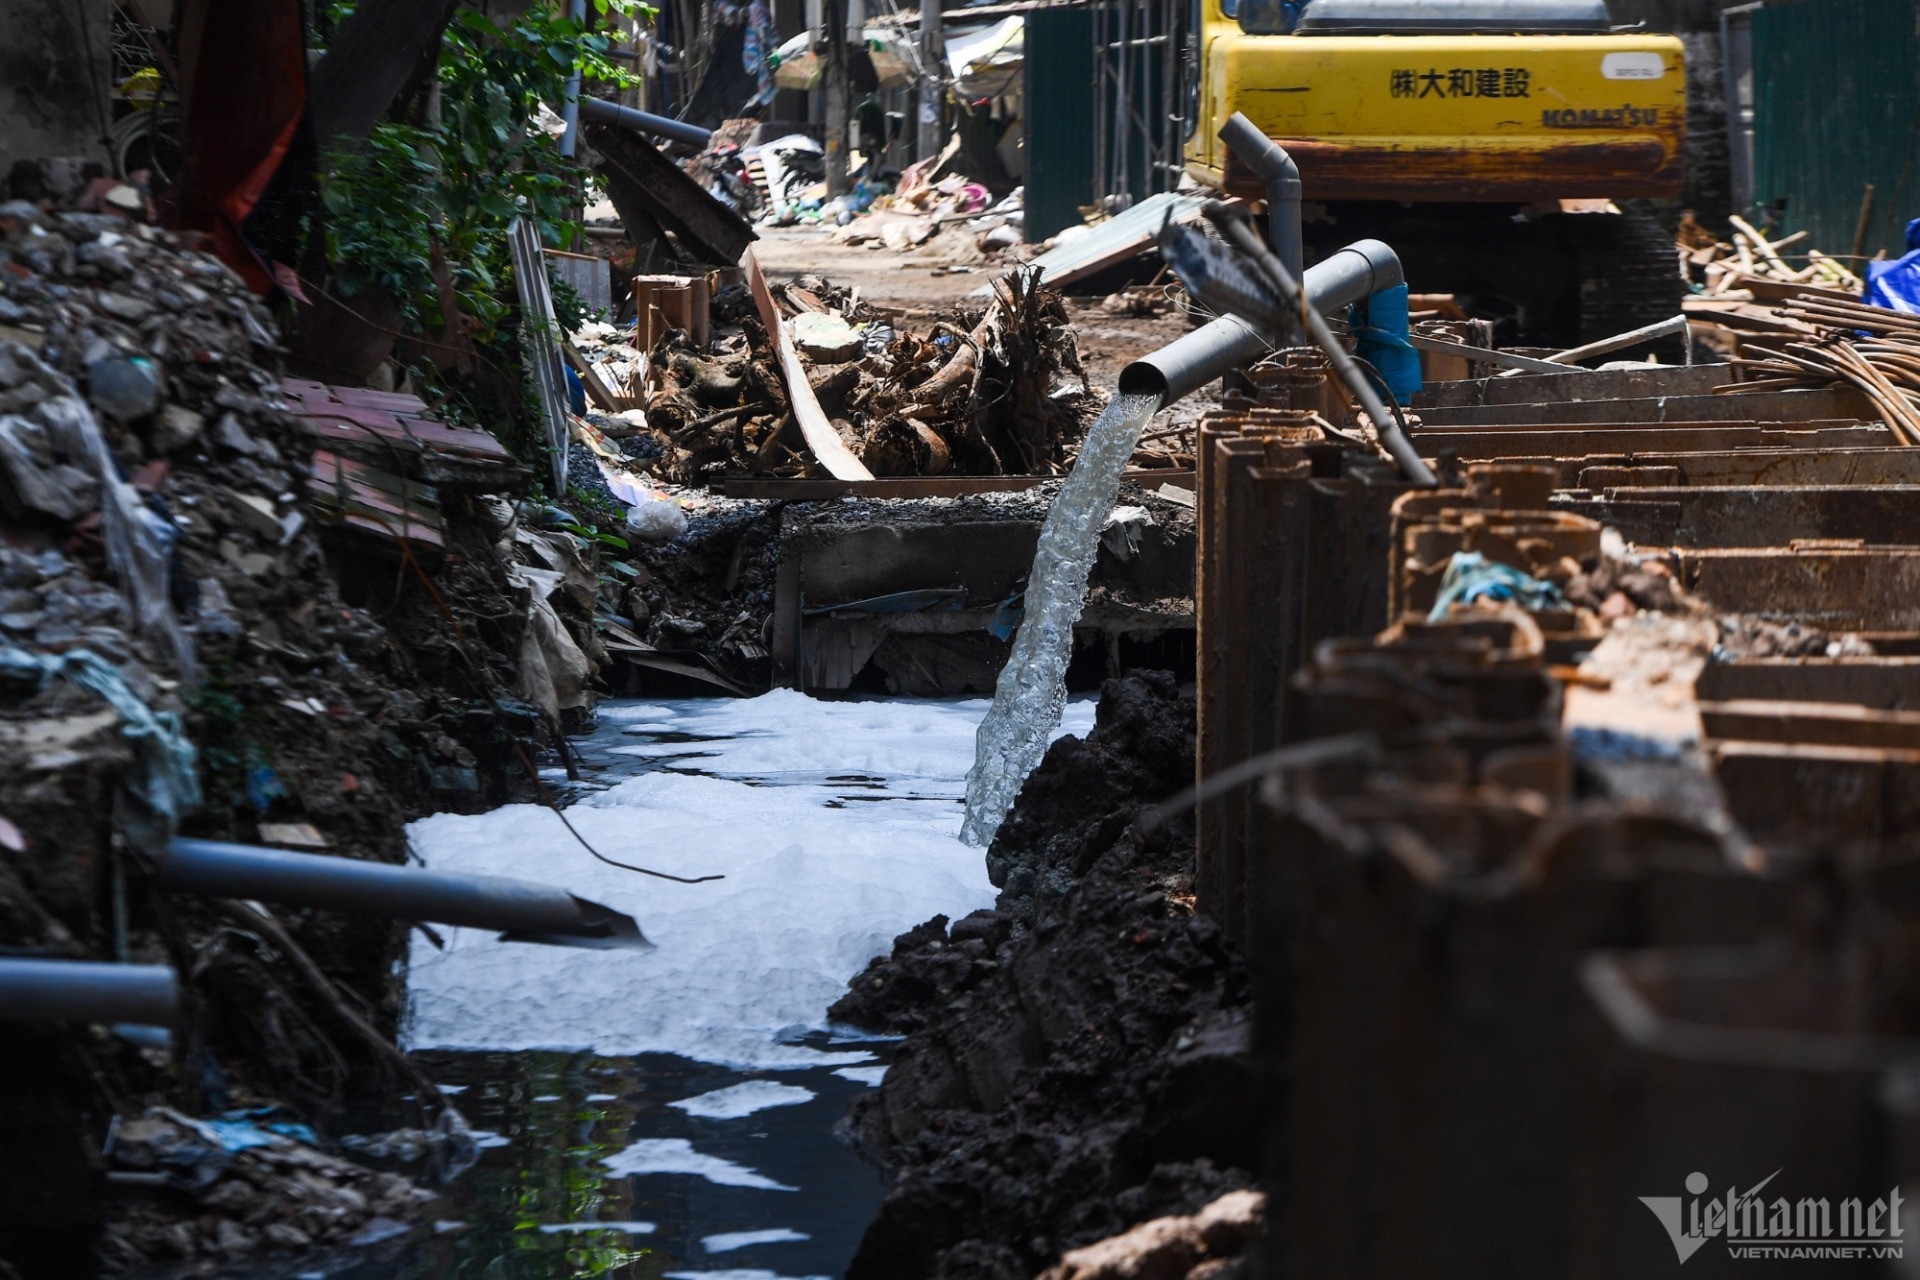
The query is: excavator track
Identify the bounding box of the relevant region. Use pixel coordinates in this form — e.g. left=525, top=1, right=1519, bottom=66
left=1300, top=202, right=1683, bottom=350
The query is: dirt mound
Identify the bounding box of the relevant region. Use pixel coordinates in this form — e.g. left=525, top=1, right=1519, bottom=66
left=831, top=671, right=1259, bottom=1280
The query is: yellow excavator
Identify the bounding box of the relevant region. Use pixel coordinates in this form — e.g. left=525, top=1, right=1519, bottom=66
left=1186, top=0, right=1688, bottom=345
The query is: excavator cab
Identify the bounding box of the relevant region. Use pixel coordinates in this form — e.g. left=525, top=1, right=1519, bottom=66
left=1184, top=0, right=1689, bottom=344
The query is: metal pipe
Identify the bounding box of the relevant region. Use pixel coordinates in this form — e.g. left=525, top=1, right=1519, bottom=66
left=1218, top=111, right=1302, bottom=278
left=0, top=959, right=177, bottom=1025
left=159, top=839, right=652, bottom=950
left=1544, top=314, right=1694, bottom=367
left=1118, top=238, right=1406, bottom=403
left=560, top=0, right=586, bottom=158
left=1209, top=208, right=1436, bottom=486
left=577, top=95, right=713, bottom=150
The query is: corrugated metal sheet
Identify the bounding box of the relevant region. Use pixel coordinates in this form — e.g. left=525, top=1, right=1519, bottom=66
left=995, top=189, right=1211, bottom=294
left=1024, top=7, right=1097, bottom=242
left=1752, top=0, right=1920, bottom=261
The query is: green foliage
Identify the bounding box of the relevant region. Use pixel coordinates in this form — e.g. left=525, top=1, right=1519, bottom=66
left=317, top=1, right=653, bottom=340
left=559, top=521, right=630, bottom=552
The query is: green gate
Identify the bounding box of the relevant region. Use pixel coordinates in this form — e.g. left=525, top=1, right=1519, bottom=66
left=1751, top=0, right=1920, bottom=260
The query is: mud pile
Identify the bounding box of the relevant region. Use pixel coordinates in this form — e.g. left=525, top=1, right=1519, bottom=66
left=831, top=671, right=1260, bottom=1280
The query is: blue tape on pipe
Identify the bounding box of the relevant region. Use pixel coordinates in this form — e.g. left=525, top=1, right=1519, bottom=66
left=1349, top=284, right=1422, bottom=406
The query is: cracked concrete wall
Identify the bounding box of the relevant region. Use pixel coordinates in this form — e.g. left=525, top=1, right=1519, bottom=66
left=0, top=0, right=115, bottom=179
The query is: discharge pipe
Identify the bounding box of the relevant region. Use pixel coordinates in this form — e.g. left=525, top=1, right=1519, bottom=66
left=0, top=958, right=177, bottom=1026
left=159, top=838, right=652, bottom=950
left=577, top=96, right=714, bottom=151
left=1118, top=238, right=1405, bottom=405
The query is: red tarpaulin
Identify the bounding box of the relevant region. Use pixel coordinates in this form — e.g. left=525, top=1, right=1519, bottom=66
left=162, top=0, right=306, bottom=295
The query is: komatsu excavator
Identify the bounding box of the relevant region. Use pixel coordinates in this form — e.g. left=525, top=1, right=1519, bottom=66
left=1186, top=0, right=1687, bottom=345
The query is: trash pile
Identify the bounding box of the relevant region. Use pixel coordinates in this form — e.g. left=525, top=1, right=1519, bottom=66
left=629, top=268, right=1096, bottom=483
left=99, top=1109, right=442, bottom=1267
left=1678, top=211, right=1863, bottom=296
left=0, top=199, right=561, bottom=1269
left=632, top=282, right=793, bottom=486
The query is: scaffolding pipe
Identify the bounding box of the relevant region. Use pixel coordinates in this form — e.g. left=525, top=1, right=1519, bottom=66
left=158, top=839, right=653, bottom=950
left=577, top=95, right=713, bottom=150
left=0, top=959, right=178, bottom=1025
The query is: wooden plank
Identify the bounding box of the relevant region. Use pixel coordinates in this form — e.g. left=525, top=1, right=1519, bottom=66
left=743, top=247, right=874, bottom=482
left=1407, top=333, right=1579, bottom=375
left=588, top=121, right=757, bottom=267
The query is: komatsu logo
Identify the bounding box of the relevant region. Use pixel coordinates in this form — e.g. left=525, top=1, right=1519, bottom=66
left=1640, top=1171, right=1906, bottom=1263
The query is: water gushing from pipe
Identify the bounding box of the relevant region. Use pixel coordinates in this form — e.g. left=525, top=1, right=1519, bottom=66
left=959, top=390, right=1165, bottom=846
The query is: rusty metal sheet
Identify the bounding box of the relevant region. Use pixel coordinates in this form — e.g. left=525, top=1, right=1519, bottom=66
left=1696, top=658, right=1920, bottom=710
left=1678, top=548, right=1920, bottom=631
left=1222, top=137, right=1684, bottom=203
left=1700, top=699, right=1920, bottom=751
left=1415, top=422, right=1889, bottom=462
left=1559, top=448, right=1920, bottom=491
left=1712, top=740, right=1920, bottom=845
left=1414, top=386, right=1876, bottom=426
left=1413, top=362, right=1737, bottom=410
left=1559, top=485, right=1920, bottom=549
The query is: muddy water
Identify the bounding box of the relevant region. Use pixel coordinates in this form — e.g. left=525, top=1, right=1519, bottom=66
left=360, top=694, right=1094, bottom=1279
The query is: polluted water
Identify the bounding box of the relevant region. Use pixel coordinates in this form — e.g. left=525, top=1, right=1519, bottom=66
left=332, top=692, right=1095, bottom=1280
left=961, top=389, right=1166, bottom=846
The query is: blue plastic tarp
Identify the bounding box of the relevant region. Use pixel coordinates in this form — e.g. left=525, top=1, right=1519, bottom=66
left=1864, top=217, right=1920, bottom=316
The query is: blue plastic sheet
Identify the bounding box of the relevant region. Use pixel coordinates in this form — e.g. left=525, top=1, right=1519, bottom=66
left=1864, top=218, right=1920, bottom=316
left=1428, top=551, right=1565, bottom=622
left=0, top=645, right=199, bottom=854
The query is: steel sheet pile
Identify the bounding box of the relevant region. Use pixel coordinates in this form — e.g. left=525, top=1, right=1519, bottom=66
left=1196, top=347, right=1920, bottom=1277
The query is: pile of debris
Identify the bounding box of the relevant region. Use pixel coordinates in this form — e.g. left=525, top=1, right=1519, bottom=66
left=0, top=198, right=561, bottom=1272
left=99, top=1109, right=442, bottom=1267
left=634, top=282, right=794, bottom=486
left=628, top=267, right=1097, bottom=484
left=1678, top=211, right=1863, bottom=296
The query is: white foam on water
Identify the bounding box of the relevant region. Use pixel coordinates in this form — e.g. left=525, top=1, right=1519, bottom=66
left=537, top=1221, right=658, bottom=1235
left=702, top=1229, right=810, bottom=1253
left=404, top=692, right=1094, bottom=1068
left=670, top=1081, right=815, bottom=1120
left=602, top=1138, right=794, bottom=1190
left=832, top=1066, right=887, bottom=1087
